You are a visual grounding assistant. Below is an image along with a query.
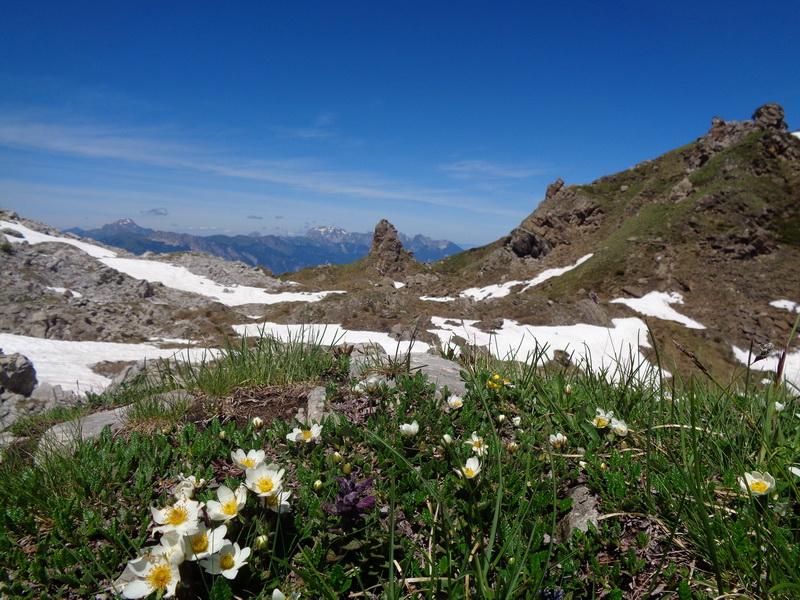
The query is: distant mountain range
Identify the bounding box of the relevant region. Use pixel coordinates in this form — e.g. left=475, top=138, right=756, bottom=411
left=65, top=220, right=462, bottom=274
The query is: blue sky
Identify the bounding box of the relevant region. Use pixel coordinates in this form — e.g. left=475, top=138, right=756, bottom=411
left=1, top=1, right=798, bottom=247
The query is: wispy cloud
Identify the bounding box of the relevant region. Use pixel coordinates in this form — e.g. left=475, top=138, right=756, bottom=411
left=276, top=112, right=339, bottom=140
left=143, top=207, right=168, bottom=216
left=441, top=159, right=547, bottom=180
left=0, top=117, right=523, bottom=218
left=247, top=215, right=263, bottom=220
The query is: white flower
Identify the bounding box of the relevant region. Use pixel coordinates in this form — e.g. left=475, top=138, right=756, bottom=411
left=265, top=490, right=292, bottom=513
left=272, top=588, right=301, bottom=600
left=447, top=395, right=464, bottom=409
left=145, top=531, right=185, bottom=565
left=610, top=418, right=629, bottom=436
left=789, top=466, right=800, bottom=478
left=252, top=417, right=264, bottom=428
left=399, top=421, right=419, bottom=436
left=151, top=496, right=203, bottom=536
left=456, top=456, right=482, bottom=479
left=592, top=408, right=614, bottom=428
left=355, top=375, right=383, bottom=393
left=442, top=433, right=453, bottom=446
left=207, top=485, right=248, bottom=522
left=775, top=401, right=786, bottom=412
left=497, top=414, right=506, bottom=424
left=738, top=471, right=776, bottom=496
left=549, top=432, right=568, bottom=449
left=123, top=554, right=181, bottom=598
left=183, top=524, right=228, bottom=561
left=172, top=473, right=206, bottom=499
left=245, top=463, right=285, bottom=497
left=286, top=423, right=323, bottom=443
left=512, top=416, right=522, bottom=427
left=231, top=448, right=266, bottom=470
left=465, top=432, right=486, bottom=456
left=199, top=541, right=251, bottom=580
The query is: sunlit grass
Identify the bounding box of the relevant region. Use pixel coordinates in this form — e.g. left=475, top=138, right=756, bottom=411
left=1, top=325, right=799, bottom=600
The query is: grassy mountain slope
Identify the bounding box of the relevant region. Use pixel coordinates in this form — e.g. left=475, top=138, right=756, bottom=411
left=266, top=107, right=800, bottom=381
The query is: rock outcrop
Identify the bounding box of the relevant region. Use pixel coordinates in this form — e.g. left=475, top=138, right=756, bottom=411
left=0, top=352, right=37, bottom=396
left=368, top=219, right=415, bottom=274
left=0, top=350, right=79, bottom=430
left=686, top=102, right=794, bottom=173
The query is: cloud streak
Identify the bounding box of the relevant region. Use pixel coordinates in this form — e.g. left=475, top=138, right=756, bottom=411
left=0, top=117, right=523, bottom=218
left=441, top=159, right=548, bottom=179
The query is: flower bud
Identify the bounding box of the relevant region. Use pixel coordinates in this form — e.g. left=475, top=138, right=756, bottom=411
left=497, top=414, right=506, bottom=424
left=506, top=441, right=519, bottom=453
left=218, top=430, right=227, bottom=440
left=332, top=451, right=342, bottom=464
left=161, top=427, right=171, bottom=436
left=252, top=416, right=264, bottom=429
left=508, top=556, right=516, bottom=566
left=512, top=416, right=522, bottom=427
left=564, top=384, right=573, bottom=395
left=253, top=534, right=269, bottom=550
left=313, top=479, right=323, bottom=492
left=442, top=433, right=453, bottom=446
left=342, top=462, right=352, bottom=475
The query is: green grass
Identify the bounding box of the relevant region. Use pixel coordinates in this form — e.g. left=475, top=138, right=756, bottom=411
left=1, top=327, right=799, bottom=600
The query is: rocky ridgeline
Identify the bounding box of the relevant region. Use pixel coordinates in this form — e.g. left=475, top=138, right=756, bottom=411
left=0, top=208, right=288, bottom=344
left=506, top=103, right=798, bottom=263
left=0, top=208, right=302, bottom=431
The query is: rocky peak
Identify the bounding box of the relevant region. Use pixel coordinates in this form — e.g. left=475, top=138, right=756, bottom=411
left=368, top=219, right=414, bottom=274
left=687, top=103, right=792, bottom=173
left=752, top=103, right=787, bottom=131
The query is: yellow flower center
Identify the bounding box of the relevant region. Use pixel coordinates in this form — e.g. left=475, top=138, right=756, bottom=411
left=220, top=552, right=235, bottom=570
left=191, top=533, right=208, bottom=554
left=463, top=468, right=475, bottom=478
left=750, top=480, right=768, bottom=493
left=302, top=429, right=312, bottom=440
left=473, top=440, right=483, bottom=448
left=266, top=494, right=280, bottom=507
left=241, top=457, right=255, bottom=468
left=166, top=505, right=188, bottom=526
left=146, top=564, right=172, bottom=591
left=257, top=476, right=274, bottom=494
left=221, top=499, right=238, bottom=515
left=595, top=417, right=609, bottom=427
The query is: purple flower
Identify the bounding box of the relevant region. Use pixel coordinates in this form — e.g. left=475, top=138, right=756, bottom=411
left=323, top=475, right=375, bottom=529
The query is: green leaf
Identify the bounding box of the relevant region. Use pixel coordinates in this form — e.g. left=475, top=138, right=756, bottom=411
left=209, top=576, right=234, bottom=600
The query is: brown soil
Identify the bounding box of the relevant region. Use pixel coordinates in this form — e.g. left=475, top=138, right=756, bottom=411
left=183, top=383, right=316, bottom=430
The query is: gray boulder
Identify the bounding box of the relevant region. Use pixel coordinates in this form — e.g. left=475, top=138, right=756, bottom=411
left=0, top=352, right=37, bottom=396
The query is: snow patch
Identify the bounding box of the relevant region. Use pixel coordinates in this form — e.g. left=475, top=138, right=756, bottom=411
left=0, top=333, right=218, bottom=394
left=99, top=257, right=343, bottom=306
left=233, top=322, right=430, bottom=355
left=731, top=345, right=800, bottom=389
left=427, top=316, right=667, bottom=383
left=770, top=299, right=800, bottom=313
left=0, top=220, right=117, bottom=258
left=438, top=253, right=593, bottom=302
left=46, top=287, right=83, bottom=298
left=610, top=291, right=706, bottom=329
